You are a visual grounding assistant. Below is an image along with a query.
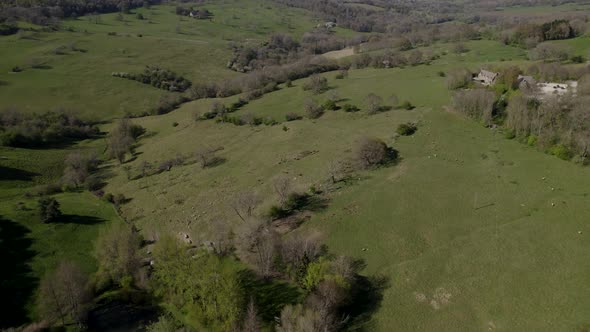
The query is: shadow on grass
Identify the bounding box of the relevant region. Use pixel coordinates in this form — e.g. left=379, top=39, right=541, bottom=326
left=0, top=216, right=37, bottom=329
left=344, top=273, right=391, bottom=331
left=57, top=214, right=105, bottom=225
left=239, top=270, right=302, bottom=322
left=0, top=166, right=39, bottom=182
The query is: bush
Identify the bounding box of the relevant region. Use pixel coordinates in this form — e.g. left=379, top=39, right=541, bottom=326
left=285, top=112, right=302, bottom=121
left=355, top=137, right=397, bottom=169
left=549, top=144, right=572, bottom=160
left=445, top=68, right=472, bottom=90
left=397, top=123, right=418, bottom=136
left=304, top=99, right=324, bottom=119
left=401, top=101, right=415, bottom=110
left=11, top=66, right=23, bottom=73
left=342, top=104, right=360, bottom=112
left=302, top=75, right=329, bottom=94
left=283, top=192, right=310, bottom=211
left=527, top=135, right=538, bottom=146
left=38, top=197, right=61, bottom=223
left=323, top=99, right=338, bottom=111
left=268, top=205, right=289, bottom=220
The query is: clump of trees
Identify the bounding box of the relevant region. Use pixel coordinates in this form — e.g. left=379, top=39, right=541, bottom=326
left=0, top=109, right=99, bottom=148
left=446, top=68, right=472, bottom=90
left=175, top=6, right=211, bottom=19
left=106, top=118, right=145, bottom=163
left=62, top=151, right=100, bottom=188
left=302, top=74, right=329, bottom=94
left=112, top=66, right=192, bottom=92
left=452, top=89, right=497, bottom=126
left=507, top=19, right=580, bottom=48
left=94, top=223, right=144, bottom=289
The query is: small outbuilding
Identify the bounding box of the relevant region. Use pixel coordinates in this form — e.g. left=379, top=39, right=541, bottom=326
left=475, top=69, right=499, bottom=86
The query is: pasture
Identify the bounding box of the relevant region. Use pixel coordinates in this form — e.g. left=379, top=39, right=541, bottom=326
left=99, top=38, right=590, bottom=329
left=0, top=0, right=324, bottom=119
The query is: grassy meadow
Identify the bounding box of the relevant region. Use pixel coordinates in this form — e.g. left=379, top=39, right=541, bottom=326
left=2, top=1, right=590, bottom=329
left=0, top=0, right=325, bottom=119
left=95, top=39, right=590, bottom=329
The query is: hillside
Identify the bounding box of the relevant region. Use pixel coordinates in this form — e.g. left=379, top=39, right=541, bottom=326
left=2, top=0, right=590, bottom=331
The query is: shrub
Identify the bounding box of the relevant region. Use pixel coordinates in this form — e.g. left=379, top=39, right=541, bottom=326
left=504, top=129, right=516, bottom=139
left=38, top=197, right=61, bottom=223
left=323, top=99, right=338, bottom=111
left=285, top=112, right=302, bottom=121
left=11, top=66, right=23, bottom=73
left=401, top=101, right=415, bottom=110
left=283, top=192, right=310, bottom=211
left=304, top=99, right=324, bottom=119
left=342, top=104, right=360, bottom=112
left=527, top=135, right=538, bottom=146
left=355, top=137, right=397, bottom=169
left=549, top=144, right=572, bottom=160
left=268, top=205, right=289, bottom=220
left=397, top=123, right=418, bottom=136
left=445, top=68, right=472, bottom=90
left=302, top=75, right=329, bottom=94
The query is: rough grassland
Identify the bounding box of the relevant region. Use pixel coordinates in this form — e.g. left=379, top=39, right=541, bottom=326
left=99, top=40, right=590, bottom=330
left=0, top=0, right=323, bottom=119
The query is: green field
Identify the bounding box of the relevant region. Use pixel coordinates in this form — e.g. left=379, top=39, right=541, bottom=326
left=3, top=1, right=590, bottom=330
left=0, top=0, right=325, bottom=119
left=92, top=39, right=590, bottom=329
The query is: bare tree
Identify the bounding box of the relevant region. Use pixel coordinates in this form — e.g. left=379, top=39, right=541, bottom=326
left=452, top=89, right=496, bottom=125
left=94, top=223, right=143, bottom=286
left=62, top=151, right=99, bottom=187
left=327, top=160, right=348, bottom=184
left=446, top=68, right=472, bottom=90
left=195, top=146, right=217, bottom=168
left=254, top=227, right=279, bottom=278
left=364, top=93, right=383, bottom=114
left=304, top=99, right=324, bottom=119
left=272, top=175, right=292, bottom=206
left=355, top=137, right=389, bottom=169
left=242, top=298, right=262, bottom=332
left=38, top=261, right=91, bottom=327
left=230, top=191, right=261, bottom=222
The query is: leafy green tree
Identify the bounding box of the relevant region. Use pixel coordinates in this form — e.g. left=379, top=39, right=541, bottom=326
left=152, top=235, right=244, bottom=331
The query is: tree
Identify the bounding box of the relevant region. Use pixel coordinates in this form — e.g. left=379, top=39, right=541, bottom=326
left=62, top=151, right=99, bottom=188
left=406, top=49, right=423, bottom=66
left=272, top=175, right=292, bottom=206
left=446, top=68, right=472, bottom=90
left=38, top=261, right=91, bottom=327
left=302, top=74, right=329, bottom=94
left=107, top=119, right=144, bottom=163
left=355, top=137, right=391, bottom=169
left=505, top=95, right=532, bottom=137
left=364, top=93, right=383, bottom=114
left=39, top=197, right=61, bottom=223
left=152, top=235, right=244, bottom=331
left=94, top=223, right=143, bottom=287
left=304, top=99, right=324, bottom=119
left=195, top=146, right=219, bottom=168
left=242, top=298, right=262, bottom=332
left=230, top=191, right=261, bottom=222
left=452, top=89, right=496, bottom=126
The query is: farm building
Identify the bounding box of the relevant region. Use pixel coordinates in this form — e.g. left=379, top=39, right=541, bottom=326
left=474, top=69, right=499, bottom=86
